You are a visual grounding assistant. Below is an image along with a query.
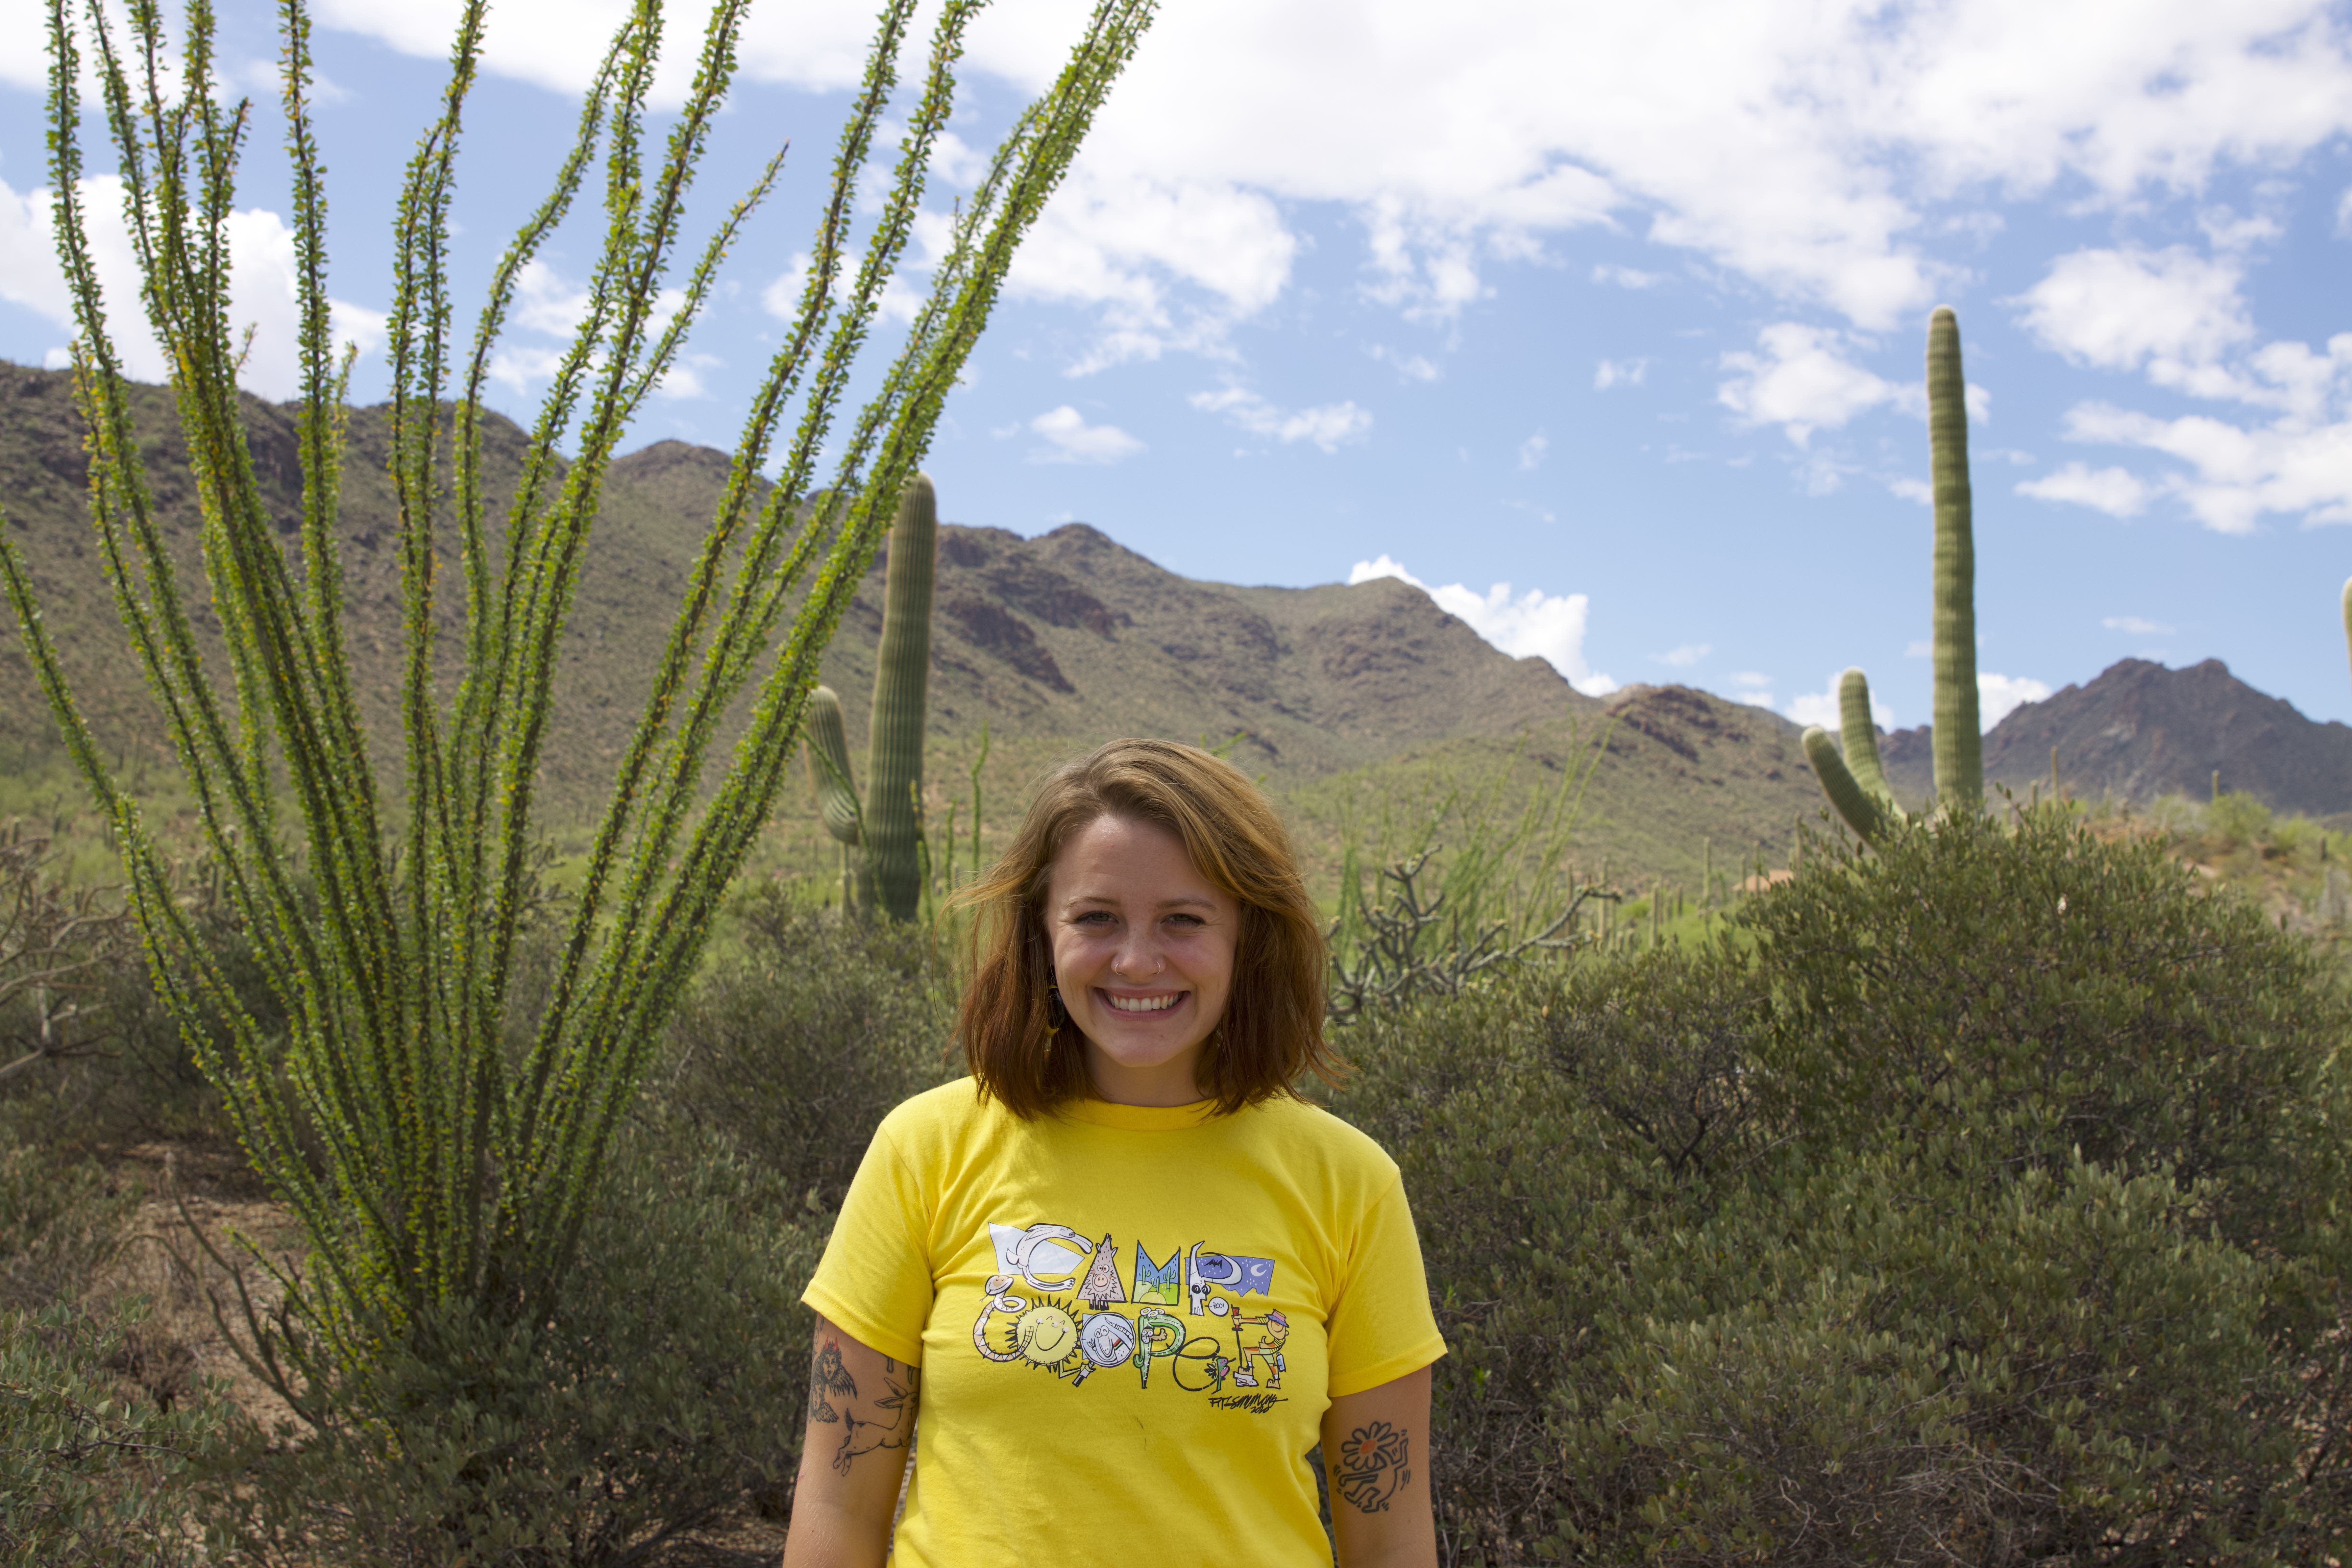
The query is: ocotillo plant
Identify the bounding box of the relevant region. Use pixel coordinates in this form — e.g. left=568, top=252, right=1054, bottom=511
left=1804, top=305, right=1985, bottom=841
left=806, top=473, right=940, bottom=922
left=0, top=0, right=1153, bottom=1383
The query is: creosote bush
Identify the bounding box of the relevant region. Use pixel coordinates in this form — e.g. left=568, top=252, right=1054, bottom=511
left=1330, top=808, right=2352, bottom=1566
left=207, top=1118, right=823, bottom=1567
left=0, top=1138, right=226, bottom=1566
left=658, top=890, right=958, bottom=1210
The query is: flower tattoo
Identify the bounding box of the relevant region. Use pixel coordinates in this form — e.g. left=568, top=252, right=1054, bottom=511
left=1334, top=1419, right=1412, bottom=1514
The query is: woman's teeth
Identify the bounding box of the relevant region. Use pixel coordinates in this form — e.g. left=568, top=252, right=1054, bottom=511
left=1107, top=993, right=1180, bottom=1013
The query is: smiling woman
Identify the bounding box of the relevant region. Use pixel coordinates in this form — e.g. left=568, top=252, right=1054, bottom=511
left=783, top=738, right=1445, bottom=1568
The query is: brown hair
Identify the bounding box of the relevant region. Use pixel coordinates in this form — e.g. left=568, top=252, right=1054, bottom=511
left=954, top=738, right=1337, bottom=1119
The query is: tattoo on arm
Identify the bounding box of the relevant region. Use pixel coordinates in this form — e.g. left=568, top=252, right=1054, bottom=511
left=1333, top=1420, right=1412, bottom=1514
left=833, top=1365, right=919, bottom=1475
left=807, top=1339, right=857, bottom=1425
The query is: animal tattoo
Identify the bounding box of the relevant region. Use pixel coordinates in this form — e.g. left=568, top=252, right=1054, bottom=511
left=808, top=1338, right=920, bottom=1475
left=833, top=1360, right=919, bottom=1475
left=1333, top=1420, right=1412, bottom=1514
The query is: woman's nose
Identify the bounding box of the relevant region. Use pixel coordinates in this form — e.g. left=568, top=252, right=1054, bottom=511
left=1111, top=936, right=1164, bottom=979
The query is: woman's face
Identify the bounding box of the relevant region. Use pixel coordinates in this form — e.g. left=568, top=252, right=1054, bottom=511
left=1044, top=813, right=1240, bottom=1106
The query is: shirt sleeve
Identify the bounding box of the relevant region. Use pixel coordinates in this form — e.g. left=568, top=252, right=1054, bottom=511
left=801, top=1120, right=936, bottom=1366
left=1325, top=1173, right=1447, bottom=1397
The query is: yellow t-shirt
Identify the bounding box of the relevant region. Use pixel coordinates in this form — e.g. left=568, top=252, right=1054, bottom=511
left=802, top=1078, right=1446, bottom=1567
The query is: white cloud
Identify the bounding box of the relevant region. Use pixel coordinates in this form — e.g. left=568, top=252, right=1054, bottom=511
left=1593, top=263, right=1661, bottom=289
left=2103, top=615, right=2175, bottom=635
left=1653, top=642, right=1710, bottom=667
left=1370, top=344, right=1441, bottom=381
left=1718, top=323, right=1908, bottom=445
left=1978, top=672, right=2052, bottom=728
left=1784, top=670, right=2039, bottom=732
left=760, top=250, right=925, bottom=329
left=1517, top=432, right=1549, bottom=469
left=655, top=352, right=721, bottom=400
left=488, top=344, right=567, bottom=395
left=1010, top=171, right=1299, bottom=372
left=2058, top=397, right=2352, bottom=533
left=2011, top=247, right=2254, bottom=379
left=1348, top=553, right=1616, bottom=694
left=1027, top=404, right=1144, bottom=465
left=2017, top=461, right=2152, bottom=518
left=1785, top=672, right=1893, bottom=730
left=1726, top=671, right=1777, bottom=709
left=1889, top=476, right=1933, bottom=505
left=1191, top=385, right=1372, bottom=451
left=2011, top=242, right=2352, bottom=532
left=0, top=174, right=384, bottom=398
left=1904, top=639, right=1932, bottom=658
left=292, top=0, right=2352, bottom=366
left=1594, top=357, right=1648, bottom=390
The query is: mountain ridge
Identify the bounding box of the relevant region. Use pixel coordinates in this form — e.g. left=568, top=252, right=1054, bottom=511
left=1876, top=656, right=2352, bottom=815
left=0, top=363, right=1831, bottom=889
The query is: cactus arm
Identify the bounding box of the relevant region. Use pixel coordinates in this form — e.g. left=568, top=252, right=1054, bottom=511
left=863, top=472, right=938, bottom=921
left=1804, top=725, right=1888, bottom=842
left=1927, top=305, right=1982, bottom=811
left=1836, top=666, right=1899, bottom=809
left=2340, top=577, right=2352, bottom=694
left=805, top=684, right=863, bottom=846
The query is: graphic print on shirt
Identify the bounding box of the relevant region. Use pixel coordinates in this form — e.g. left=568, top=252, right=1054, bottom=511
left=975, top=1220, right=1291, bottom=1406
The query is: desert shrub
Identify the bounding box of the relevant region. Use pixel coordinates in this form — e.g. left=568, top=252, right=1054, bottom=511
left=1327, top=958, right=1716, bottom=1559
left=1, top=1299, right=220, bottom=1567
left=0, top=871, right=270, bottom=1156
left=0, top=1143, right=135, bottom=1312
left=1332, top=808, right=2352, bottom=1565
left=1747, top=809, right=2347, bottom=1252
left=0, top=1135, right=224, bottom=1565
left=212, top=1116, right=824, bottom=1566
left=658, top=892, right=958, bottom=1209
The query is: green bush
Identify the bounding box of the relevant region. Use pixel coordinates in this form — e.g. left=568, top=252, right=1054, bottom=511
left=658, top=893, right=958, bottom=1209
left=0, top=1136, right=223, bottom=1566
left=1, top=1299, right=219, bottom=1567
left=212, top=1118, right=824, bottom=1566
left=1330, top=808, right=2352, bottom=1565
left=1747, top=810, right=2342, bottom=1246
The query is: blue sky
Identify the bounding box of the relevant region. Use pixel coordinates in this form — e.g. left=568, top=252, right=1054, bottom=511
left=4, top=0, right=2352, bottom=730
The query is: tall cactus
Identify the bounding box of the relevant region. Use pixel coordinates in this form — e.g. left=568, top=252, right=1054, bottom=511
left=1927, top=306, right=1983, bottom=809
left=1805, top=305, right=1984, bottom=840
left=2340, top=577, right=2351, bottom=696
left=807, top=473, right=939, bottom=921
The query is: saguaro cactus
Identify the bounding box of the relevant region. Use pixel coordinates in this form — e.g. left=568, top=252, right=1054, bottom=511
left=808, top=473, right=939, bottom=921
left=1926, top=306, right=1983, bottom=810
left=1805, top=305, right=1985, bottom=840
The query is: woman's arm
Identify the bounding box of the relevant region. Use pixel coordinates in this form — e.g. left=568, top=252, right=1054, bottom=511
left=1321, top=1365, right=1437, bottom=1568
left=780, top=1315, right=920, bottom=1568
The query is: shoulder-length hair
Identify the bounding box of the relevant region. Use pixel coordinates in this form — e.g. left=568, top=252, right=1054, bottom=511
left=955, top=737, right=1338, bottom=1119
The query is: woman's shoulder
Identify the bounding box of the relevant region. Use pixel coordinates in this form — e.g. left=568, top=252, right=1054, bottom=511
left=876, top=1076, right=992, bottom=1143
left=1234, top=1093, right=1402, bottom=1187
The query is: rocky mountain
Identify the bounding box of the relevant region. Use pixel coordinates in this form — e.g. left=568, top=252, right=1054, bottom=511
left=1878, top=657, right=2352, bottom=816
left=0, top=363, right=1830, bottom=886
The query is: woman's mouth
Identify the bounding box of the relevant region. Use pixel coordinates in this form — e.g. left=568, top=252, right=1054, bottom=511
left=1104, top=991, right=1183, bottom=1013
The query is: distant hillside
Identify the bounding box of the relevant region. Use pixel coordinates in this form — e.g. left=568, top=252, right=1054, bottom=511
left=1878, top=657, right=2352, bottom=815
left=0, top=362, right=1832, bottom=887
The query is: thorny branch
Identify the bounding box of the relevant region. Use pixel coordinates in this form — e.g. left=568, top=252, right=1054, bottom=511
left=0, top=822, right=130, bottom=1082
left=1326, top=852, right=1617, bottom=1023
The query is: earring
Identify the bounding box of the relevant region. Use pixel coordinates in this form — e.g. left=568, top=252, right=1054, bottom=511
left=1047, top=973, right=1069, bottom=1028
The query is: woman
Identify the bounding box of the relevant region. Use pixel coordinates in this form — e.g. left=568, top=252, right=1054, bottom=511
left=782, top=739, right=1444, bottom=1567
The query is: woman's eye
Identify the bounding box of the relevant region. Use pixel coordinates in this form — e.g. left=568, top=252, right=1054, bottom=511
left=1073, top=910, right=1115, bottom=927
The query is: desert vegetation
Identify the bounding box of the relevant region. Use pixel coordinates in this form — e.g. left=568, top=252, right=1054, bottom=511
left=5, top=3, right=2352, bottom=1567
left=11, top=789, right=2352, bottom=1562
